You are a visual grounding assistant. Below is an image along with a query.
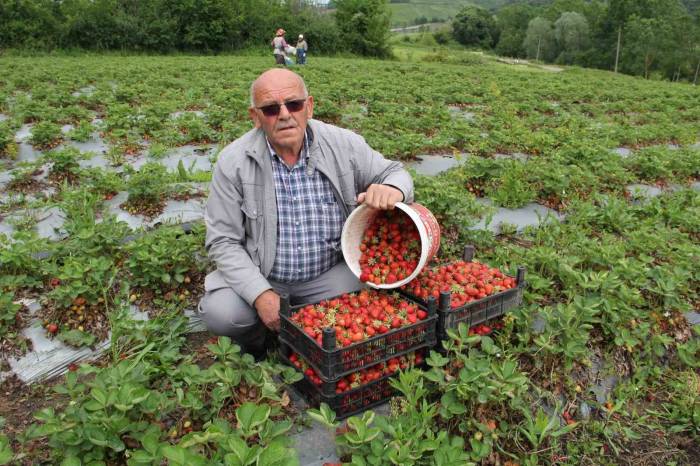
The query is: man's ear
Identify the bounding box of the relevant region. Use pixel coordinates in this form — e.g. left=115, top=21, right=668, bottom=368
left=248, top=107, right=262, bottom=128
left=305, top=95, right=314, bottom=120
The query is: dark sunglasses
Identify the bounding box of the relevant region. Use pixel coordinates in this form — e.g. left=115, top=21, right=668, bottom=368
left=256, top=99, right=306, bottom=117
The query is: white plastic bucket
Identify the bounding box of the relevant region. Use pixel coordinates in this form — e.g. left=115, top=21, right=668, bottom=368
left=341, top=202, right=441, bottom=289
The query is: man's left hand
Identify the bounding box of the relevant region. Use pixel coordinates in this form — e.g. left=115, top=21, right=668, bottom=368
left=357, top=184, right=404, bottom=210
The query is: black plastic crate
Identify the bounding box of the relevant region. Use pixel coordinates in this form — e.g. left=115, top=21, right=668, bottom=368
left=399, top=245, right=526, bottom=340
left=279, top=347, right=425, bottom=420
left=279, top=291, right=438, bottom=381
left=292, top=367, right=396, bottom=420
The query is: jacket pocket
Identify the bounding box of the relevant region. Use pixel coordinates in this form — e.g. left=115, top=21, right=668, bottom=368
left=241, top=199, right=263, bottom=264
left=338, top=171, right=358, bottom=211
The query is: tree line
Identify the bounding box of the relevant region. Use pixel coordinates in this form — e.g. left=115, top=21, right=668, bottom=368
left=450, top=0, right=700, bottom=82
left=0, top=0, right=390, bottom=57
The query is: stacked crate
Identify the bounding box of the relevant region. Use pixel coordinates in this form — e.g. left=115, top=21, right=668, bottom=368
left=399, top=245, right=527, bottom=340
left=279, top=291, right=437, bottom=419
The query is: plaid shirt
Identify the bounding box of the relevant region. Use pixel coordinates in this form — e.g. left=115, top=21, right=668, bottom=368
left=267, top=136, right=346, bottom=283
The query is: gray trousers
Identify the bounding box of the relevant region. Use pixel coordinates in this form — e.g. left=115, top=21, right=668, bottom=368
left=198, top=260, right=362, bottom=350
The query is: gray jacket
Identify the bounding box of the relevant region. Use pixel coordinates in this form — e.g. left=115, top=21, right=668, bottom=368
left=204, top=119, right=414, bottom=306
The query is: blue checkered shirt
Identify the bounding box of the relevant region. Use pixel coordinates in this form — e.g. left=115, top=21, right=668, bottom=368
left=268, top=137, right=346, bottom=283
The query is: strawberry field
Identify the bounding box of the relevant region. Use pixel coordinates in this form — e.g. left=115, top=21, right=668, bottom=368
left=0, top=55, right=699, bottom=465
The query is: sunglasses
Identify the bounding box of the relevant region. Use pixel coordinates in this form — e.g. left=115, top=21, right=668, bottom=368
left=256, top=99, right=306, bottom=117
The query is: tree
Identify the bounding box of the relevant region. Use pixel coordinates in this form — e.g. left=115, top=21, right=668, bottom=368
left=623, top=14, right=674, bottom=78
left=452, top=5, right=499, bottom=48
left=554, top=11, right=590, bottom=63
left=334, top=0, right=391, bottom=57
left=523, top=17, right=556, bottom=61
left=495, top=3, right=536, bottom=57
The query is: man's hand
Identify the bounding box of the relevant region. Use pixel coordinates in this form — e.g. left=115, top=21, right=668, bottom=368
left=357, top=184, right=404, bottom=210
left=254, top=290, right=281, bottom=332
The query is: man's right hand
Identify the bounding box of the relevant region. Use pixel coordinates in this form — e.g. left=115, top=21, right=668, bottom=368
left=254, top=289, right=281, bottom=332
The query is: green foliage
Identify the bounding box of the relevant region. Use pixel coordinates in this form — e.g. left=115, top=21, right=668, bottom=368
left=0, top=291, right=21, bottom=342
left=26, top=310, right=300, bottom=464
left=126, top=161, right=170, bottom=206
left=0, top=232, right=55, bottom=289
left=0, top=123, right=18, bottom=159
left=452, top=5, right=500, bottom=48
left=66, top=120, right=93, bottom=142
left=125, top=225, right=206, bottom=290
left=554, top=11, right=590, bottom=63
left=47, top=255, right=115, bottom=309
left=46, top=147, right=81, bottom=179
left=335, top=0, right=392, bottom=57
left=0, top=0, right=344, bottom=54
left=29, top=120, right=62, bottom=148
left=523, top=16, right=556, bottom=61
left=413, top=171, right=490, bottom=255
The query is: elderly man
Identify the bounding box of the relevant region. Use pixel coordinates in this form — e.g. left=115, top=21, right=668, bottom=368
left=199, top=68, right=414, bottom=357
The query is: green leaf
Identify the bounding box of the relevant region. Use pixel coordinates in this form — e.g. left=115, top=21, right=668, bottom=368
left=0, top=435, right=13, bottom=466
left=257, top=443, right=297, bottom=465
left=442, top=390, right=467, bottom=415
left=60, top=458, right=81, bottom=466
left=236, top=402, right=271, bottom=434
left=161, top=273, right=171, bottom=284
left=426, top=350, right=449, bottom=368
left=306, top=403, right=337, bottom=428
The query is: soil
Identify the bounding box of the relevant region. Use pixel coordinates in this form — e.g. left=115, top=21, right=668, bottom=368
left=32, top=139, right=63, bottom=151
left=121, top=196, right=167, bottom=219
left=40, top=297, right=111, bottom=347
left=0, top=374, right=63, bottom=465
left=131, top=269, right=205, bottom=318
left=6, top=174, right=46, bottom=195
left=465, top=181, right=486, bottom=198
left=539, top=194, right=568, bottom=212
left=614, top=429, right=698, bottom=466
left=0, top=303, right=33, bottom=362
left=47, top=170, right=80, bottom=186
left=170, top=189, right=206, bottom=202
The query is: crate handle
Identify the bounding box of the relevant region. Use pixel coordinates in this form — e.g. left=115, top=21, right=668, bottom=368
left=280, top=293, right=291, bottom=317
left=439, top=291, right=451, bottom=311
left=322, top=327, right=336, bottom=350
left=463, top=244, right=475, bottom=262
left=427, top=296, right=437, bottom=316
left=516, top=266, right=526, bottom=286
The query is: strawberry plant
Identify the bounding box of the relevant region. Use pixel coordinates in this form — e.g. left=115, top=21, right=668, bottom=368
left=125, top=224, right=206, bottom=290
left=46, top=146, right=81, bottom=183
left=0, top=232, right=55, bottom=290
left=0, top=123, right=18, bottom=159
left=66, top=120, right=93, bottom=142
left=486, top=160, right=537, bottom=208
left=124, top=161, right=171, bottom=216
left=28, top=120, right=62, bottom=149
left=45, top=255, right=115, bottom=342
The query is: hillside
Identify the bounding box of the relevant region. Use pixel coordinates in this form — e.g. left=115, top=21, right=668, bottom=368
left=388, top=0, right=546, bottom=26
left=390, top=0, right=699, bottom=26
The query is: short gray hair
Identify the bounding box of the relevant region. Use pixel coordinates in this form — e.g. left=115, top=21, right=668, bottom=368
left=249, top=73, right=309, bottom=108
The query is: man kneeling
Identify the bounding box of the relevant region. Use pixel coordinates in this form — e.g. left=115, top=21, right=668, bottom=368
left=199, top=69, right=414, bottom=358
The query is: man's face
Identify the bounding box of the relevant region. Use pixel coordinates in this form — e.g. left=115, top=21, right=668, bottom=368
left=248, top=70, right=314, bottom=155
